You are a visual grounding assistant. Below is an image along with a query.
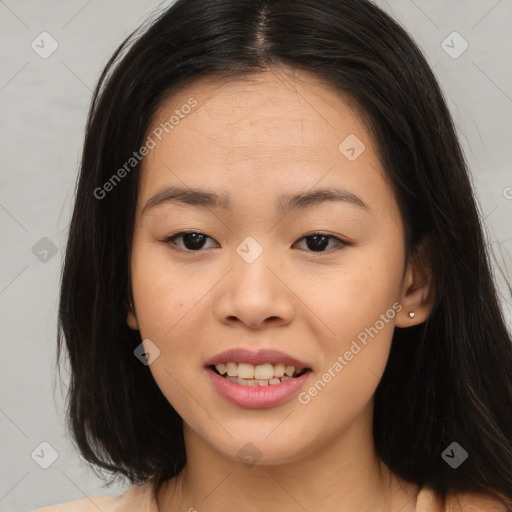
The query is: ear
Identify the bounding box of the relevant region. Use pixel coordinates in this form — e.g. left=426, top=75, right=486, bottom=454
left=395, top=235, right=437, bottom=328
left=125, top=297, right=140, bottom=331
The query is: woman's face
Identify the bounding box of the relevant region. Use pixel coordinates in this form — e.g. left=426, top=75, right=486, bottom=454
left=127, top=67, right=413, bottom=465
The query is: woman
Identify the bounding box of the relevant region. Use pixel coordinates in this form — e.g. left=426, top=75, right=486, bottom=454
left=35, top=0, right=512, bottom=510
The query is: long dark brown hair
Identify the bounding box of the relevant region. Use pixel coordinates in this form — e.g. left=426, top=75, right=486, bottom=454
left=57, top=0, right=512, bottom=507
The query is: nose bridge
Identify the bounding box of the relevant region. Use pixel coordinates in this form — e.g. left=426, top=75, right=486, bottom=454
left=232, top=234, right=279, bottom=296
left=235, top=234, right=268, bottom=265
left=214, top=234, right=295, bottom=328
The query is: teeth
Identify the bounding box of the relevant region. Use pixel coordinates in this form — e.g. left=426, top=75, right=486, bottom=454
left=237, top=363, right=255, bottom=379
left=255, top=363, right=274, bottom=380
left=214, top=361, right=308, bottom=384
left=226, top=362, right=237, bottom=377
left=273, top=363, right=285, bottom=377
left=225, top=374, right=297, bottom=386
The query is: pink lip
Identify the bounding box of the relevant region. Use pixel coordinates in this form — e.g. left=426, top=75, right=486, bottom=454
left=206, top=366, right=312, bottom=409
left=204, top=348, right=311, bottom=369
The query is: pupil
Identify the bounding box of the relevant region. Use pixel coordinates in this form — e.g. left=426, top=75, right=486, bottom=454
left=183, top=233, right=206, bottom=250
left=182, top=234, right=330, bottom=251
left=306, top=234, right=329, bottom=252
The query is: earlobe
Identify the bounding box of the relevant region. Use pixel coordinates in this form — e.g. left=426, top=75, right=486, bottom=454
left=126, top=301, right=140, bottom=330
left=395, top=236, right=436, bottom=328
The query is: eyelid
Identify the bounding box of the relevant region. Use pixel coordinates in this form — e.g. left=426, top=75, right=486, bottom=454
left=163, top=230, right=350, bottom=253
left=163, top=230, right=218, bottom=251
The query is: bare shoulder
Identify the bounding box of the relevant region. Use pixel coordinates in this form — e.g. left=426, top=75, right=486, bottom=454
left=416, top=486, right=509, bottom=512
left=31, top=494, right=117, bottom=512
left=445, top=491, right=510, bottom=512
left=30, top=478, right=157, bottom=512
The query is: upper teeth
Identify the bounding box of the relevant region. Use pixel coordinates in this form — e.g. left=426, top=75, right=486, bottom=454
left=215, top=362, right=303, bottom=380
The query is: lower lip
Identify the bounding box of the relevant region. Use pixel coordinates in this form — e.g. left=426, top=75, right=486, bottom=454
left=206, top=367, right=311, bottom=409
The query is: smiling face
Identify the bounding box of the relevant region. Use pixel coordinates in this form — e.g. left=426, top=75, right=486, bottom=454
left=126, top=67, right=427, bottom=466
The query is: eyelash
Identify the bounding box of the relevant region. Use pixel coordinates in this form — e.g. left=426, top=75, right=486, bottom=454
left=162, top=230, right=350, bottom=254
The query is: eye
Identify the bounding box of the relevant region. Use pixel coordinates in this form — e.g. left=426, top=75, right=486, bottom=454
left=164, top=231, right=218, bottom=251
left=293, top=232, right=348, bottom=253
left=164, top=231, right=349, bottom=253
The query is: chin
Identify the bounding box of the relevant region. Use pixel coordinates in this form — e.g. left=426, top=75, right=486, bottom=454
left=209, top=433, right=313, bottom=468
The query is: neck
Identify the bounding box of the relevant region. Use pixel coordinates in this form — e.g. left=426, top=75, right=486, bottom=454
left=157, top=402, right=419, bottom=512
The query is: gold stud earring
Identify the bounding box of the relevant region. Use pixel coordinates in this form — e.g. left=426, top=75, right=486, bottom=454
left=408, top=311, right=415, bottom=319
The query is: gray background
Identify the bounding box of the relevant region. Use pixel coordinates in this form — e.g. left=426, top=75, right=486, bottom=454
left=0, top=0, right=511, bottom=510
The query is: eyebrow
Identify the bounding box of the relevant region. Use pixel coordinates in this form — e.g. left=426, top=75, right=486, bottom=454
left=141, top=185, right=369, bottom=215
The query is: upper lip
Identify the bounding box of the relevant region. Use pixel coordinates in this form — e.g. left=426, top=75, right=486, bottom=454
left=205, top=348, right=311, bottom=369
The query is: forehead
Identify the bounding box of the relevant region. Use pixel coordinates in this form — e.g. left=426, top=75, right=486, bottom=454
left=138, top=67, right=386, bottom=204
left=151, top=67, right=371, bottom=154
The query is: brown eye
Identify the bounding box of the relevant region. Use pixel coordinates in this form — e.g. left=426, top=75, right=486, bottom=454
left=164, top=231, right=348, bottom=254
left=293, top=233, right=347, bottom=253
left=165, top=232, right=217, bottom=251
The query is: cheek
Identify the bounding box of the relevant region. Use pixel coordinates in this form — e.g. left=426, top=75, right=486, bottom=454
left=129, top=240, right=215, bottom=399
left=297, top=269, right=400, bottom=429
left=318, top=249, right=403, bottom=329
left=130, top=240, right=204, bottom=336
left=306, top=243, right=404, bottom=377
left=129, top=242, right=208, bottom=413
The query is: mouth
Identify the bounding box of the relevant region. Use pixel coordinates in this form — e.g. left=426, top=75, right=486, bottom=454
left=209, top=362, right=312, bottom=387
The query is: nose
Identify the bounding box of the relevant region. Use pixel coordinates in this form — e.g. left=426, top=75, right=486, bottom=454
left=213, top=245, right=296, bottom=330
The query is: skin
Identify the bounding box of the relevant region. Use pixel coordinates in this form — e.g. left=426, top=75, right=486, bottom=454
left=126, top=66, right=435, bottom=512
